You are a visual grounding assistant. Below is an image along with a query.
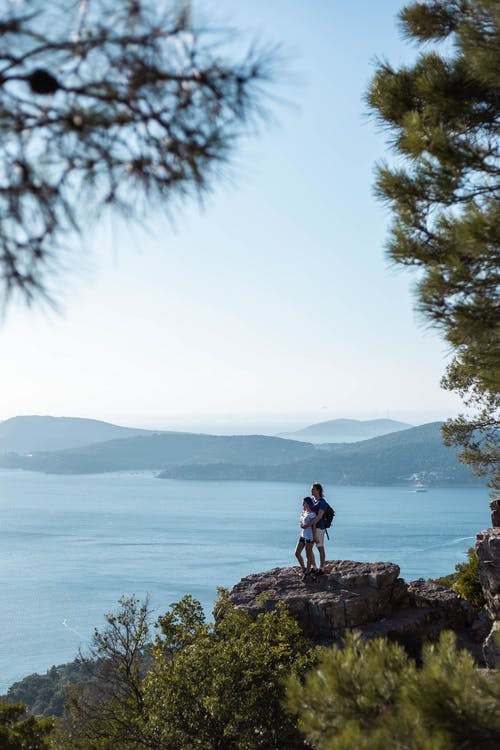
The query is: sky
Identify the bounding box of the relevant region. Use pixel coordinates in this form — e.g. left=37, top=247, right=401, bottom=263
left=0, top=0, right=465, bottom=434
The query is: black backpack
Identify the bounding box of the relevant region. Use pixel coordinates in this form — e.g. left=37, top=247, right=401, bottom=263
left=323, top=502, right=335, bottom=529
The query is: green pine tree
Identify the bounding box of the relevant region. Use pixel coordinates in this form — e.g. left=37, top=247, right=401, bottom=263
left=286, top=630, right=500, bottom=750
left=367, top=0, right=499, bottom=491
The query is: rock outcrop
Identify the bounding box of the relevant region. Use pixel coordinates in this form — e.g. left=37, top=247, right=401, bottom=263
left=229, top=560, right=478, bottom=658
left=476, top=527, right=500, bottom=666
left=490, top=498, right=500, bottom=528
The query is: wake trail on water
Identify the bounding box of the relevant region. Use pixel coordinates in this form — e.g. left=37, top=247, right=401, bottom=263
left=407, top=536, right=475, bottom=554
left=62, top=618, right=87, bottom=641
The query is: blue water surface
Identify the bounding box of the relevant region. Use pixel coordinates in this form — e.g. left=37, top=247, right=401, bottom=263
left=0, top=469, right=490, bottom=691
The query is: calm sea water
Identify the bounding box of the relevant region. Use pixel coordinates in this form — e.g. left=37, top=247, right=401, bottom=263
left=0, top=469, right=491, bottom=691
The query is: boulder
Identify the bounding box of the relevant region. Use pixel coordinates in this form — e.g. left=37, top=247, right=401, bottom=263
left=483, top=621, right=500, bottom=668
left=475, top=528, right=500, bottom=620
left=406, top=579, right=474, bottom=631
left=490, top=498, right=500, bottom=528
left=229, top=561, right=405, bottom=640
left=229, top=561, right=477, bottom=656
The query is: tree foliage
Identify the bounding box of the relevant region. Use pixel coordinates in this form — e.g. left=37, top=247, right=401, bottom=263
left=55, top=595, right=152, bottom=749
left=1, top=661, right=98, bottom=718
left=451, top=545, right=486, bottom=609
left=287, top=630, right=500, bottom=750
left=0, top=0, right=275, bottom=304
left=55, top=592, right=310, bottom=749
left=0, top=701, right=53, bottom=750
left=431, top=546, right=485, bottom=609
left=143, top=591, right=309, bottom=750
left=367, top=0, right=500, bottom=491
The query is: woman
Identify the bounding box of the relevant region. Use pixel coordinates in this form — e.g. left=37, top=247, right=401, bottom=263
left=294, top=496, right=318, bottom=580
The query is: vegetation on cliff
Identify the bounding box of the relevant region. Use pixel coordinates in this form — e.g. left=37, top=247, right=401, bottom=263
left=433, top=547, right=486, bottom=611
left=3, top=592, right=500, bottom=749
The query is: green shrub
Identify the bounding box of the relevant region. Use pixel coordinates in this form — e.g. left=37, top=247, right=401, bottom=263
left=286, top=631, right=500, bottom=750
left=430, top=548, right=485, bottom=611
left=452, top=547, right=485, bottom=610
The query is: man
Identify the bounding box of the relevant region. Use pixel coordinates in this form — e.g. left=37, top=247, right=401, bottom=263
left=302, top=482, right=327, bottom=575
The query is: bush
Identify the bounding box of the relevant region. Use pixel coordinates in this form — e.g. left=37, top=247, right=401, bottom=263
left=430, top=548, right=485, bottom=611
left=452, top=547, right=485, bottom=610
left=286, top=631, right=500, bottom=750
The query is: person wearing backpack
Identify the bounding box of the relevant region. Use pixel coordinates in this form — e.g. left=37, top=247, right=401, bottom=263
left=301, top=482, right=333, bottom=575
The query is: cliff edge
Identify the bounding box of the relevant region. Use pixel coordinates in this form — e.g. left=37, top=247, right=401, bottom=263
left=229, top=560, right=486, bottom=661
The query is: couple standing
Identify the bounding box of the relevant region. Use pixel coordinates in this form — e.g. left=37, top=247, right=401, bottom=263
left=295, top=482, right=328, bottom=581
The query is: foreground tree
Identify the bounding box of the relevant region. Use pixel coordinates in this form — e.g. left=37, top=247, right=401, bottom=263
left=144, top=591, right=309, bottom=749
left=0, top=0, right=275, bottom=305
left=56, top=592, right=310, bottom=749
left=55, top=596, right=152, bottom=749
left=287, top=630, right=500, bottom=750
left=367, top=0, right=499, bottom=491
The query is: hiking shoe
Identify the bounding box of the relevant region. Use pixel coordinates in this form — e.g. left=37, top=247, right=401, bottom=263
left=315, top=568, right=324, bottom=576
left=301, top=571, right=309, bottom=581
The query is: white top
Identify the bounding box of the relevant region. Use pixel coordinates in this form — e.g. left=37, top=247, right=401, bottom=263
left=300, top=509, right=316, bottom=541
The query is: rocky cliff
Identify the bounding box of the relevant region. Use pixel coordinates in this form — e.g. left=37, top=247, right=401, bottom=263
left=229, top=560, right=484, bottom=661
left=476, top=523, right=500, bottom=667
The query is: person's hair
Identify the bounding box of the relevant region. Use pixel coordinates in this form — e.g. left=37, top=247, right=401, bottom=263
left=303, top=496, right=315, bottom=510
left=311, top=482, right=324, bottom=498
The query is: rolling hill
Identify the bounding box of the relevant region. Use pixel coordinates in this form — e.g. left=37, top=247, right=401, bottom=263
left=0, top=415, right=153, bottom=454
left=0, top=431, right=316, bottom=474
left=160, top=423, right=481, bottom=486
left=0, top=419, right=483, bottom=487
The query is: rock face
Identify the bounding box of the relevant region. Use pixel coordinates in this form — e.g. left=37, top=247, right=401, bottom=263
left=483, top=621, right=500, bottom=668
left=490, top=498, right=500, bottom=528
left=476, top=527, right=500, bottom=666
left=230, top=561, right=405, bottom=638
left=476, top=528, right=500, bottom=620
left=229, top=560, right=476, bottom=656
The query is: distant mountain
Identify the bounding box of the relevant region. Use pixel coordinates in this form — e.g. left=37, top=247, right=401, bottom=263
left=160, top=423, right=482, bottom=487
left=0, top=418, right=484, bottom=487
left=0, top=416, right=154, bottom=454
left=0, top=432, right=316, bottom=474
left=280, top=418, right=412, bottom=444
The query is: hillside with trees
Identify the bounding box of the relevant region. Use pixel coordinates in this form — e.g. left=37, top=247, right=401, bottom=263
left=160, top=423, right=481, bottom=486
left=0, top=422, right=482, bottom=485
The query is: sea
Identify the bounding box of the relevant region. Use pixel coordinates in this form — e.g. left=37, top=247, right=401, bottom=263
left=0, top=469, right=491, bottom=692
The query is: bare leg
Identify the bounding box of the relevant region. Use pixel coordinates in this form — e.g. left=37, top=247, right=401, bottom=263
left=305, top=543, right=317, bottom=573
left=294, top=540, right=306, bottom=571
left=316, top=545, right=325, bottom=569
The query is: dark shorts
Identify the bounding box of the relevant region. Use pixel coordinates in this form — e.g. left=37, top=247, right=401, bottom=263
left=298, top=536, right=314, bottom=545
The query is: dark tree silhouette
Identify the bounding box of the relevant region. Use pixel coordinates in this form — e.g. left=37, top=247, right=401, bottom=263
left=0, top=0, right=276, bottom=304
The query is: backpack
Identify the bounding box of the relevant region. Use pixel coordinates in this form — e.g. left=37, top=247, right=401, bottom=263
left=323, top=502, right=335, bottom=529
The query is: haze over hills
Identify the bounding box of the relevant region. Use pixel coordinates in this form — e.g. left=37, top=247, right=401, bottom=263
left=279, top=418, right=413, bottom=444
left=0, top=415, right=154, bottom=454
left=0, top=416, right=482, bottom=487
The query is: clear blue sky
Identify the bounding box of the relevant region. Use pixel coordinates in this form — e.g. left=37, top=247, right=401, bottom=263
left=0, top=1, right=464, bottom=434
